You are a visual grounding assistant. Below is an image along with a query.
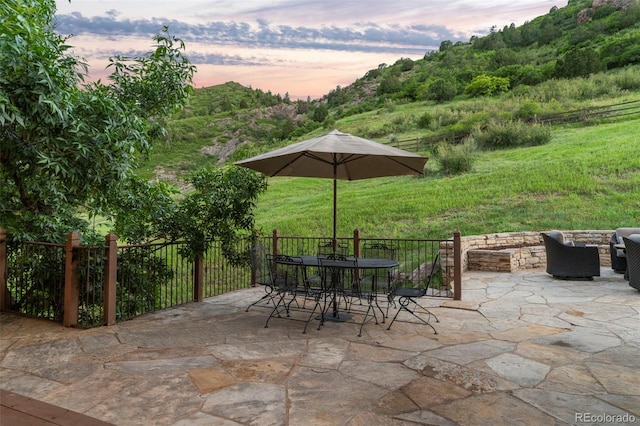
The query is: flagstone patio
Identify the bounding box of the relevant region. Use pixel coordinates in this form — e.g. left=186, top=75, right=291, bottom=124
left=1, top=268, right=638, bottom=425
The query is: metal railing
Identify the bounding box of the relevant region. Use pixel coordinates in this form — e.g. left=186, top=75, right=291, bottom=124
left=0, top=228, right=459, bottom=328
left=4, top=241, right=66, bottom=322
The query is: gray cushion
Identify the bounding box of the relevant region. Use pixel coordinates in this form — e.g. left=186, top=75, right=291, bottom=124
left=616, top=228, right=640, bottom=242
left=548, top=230, right=564, bottom=244
left=629, top=234, right=640, bottom=243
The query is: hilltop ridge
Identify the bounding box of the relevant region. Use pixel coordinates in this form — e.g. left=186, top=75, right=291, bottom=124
left=138, top=0, right=640, bottom=184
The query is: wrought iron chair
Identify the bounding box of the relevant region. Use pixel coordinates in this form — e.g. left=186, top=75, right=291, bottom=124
left=264, top=254, right=304, bottom=328
left=386, top=252, right=440, bottom=334
left=361, top=242, right=397, bottom=304
left=317, top=254, right=359, bottom=323
left=317, top=241, right=349, bottom=256
left=541, top=232, right=600, bottom=279
left=245, top=243, right=275, bottom=312
left=622, top=235, right=640, bottom=292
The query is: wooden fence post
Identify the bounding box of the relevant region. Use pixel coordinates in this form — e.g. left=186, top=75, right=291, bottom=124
left=194, top=254, right=204, bottom=302
left=272, top=229, right=279, bottom=257
left=104, top=233, right=117, bottom=325
left=63, top=232, right=80, bottom=327
left=353, top=229, right=361, bottom=257
left=0, top=228, right=8, bottom=311
left=453, top=231, right=462, bottom=300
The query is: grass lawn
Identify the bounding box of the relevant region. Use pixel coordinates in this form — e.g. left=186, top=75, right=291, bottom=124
left=251, top=119, right=640, bottom=240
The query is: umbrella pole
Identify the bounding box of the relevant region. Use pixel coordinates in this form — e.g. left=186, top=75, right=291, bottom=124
left=333, top=177, right=337, bottom=254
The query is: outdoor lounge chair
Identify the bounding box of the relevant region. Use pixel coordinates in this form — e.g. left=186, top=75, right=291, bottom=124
left=541, top=231, right=600, bottom=280
left=622, top=235, right=640, bottom=292
left=610, top=228, right=640, bottom=273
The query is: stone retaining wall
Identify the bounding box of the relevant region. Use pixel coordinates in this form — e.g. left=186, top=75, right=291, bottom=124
left=460, top=230, right=613, bottom=273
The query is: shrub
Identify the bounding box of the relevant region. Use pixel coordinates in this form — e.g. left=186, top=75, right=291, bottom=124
left=417, top=112, right=433, bottom=129
left=472, top=120, right=551, bottom=149
left=434, top=140, right=476, bottom=175
left=427, top=78, right=457, bottom=102
left=448, top=112, right=491, bottom=134
left=464, top=75, right=510, bottom=97
left=612, top=67, right=640, bottom=91
left=515, top=100, right=543, bottom=120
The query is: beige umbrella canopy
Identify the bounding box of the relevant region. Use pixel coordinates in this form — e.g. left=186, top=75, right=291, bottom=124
left=234, top=129, right=428, bottom=250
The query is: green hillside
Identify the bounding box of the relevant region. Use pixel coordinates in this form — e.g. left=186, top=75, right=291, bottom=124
left=252, top=120, right=639, bottom=240
left=139, top=0, right=640, bottom=238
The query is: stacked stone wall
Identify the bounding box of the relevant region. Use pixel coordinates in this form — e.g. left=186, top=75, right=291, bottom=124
left=460, top=230, right=613, bottom=272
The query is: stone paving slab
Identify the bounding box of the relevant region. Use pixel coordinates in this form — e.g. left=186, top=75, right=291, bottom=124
left=1, top=268, right=639, bottom=425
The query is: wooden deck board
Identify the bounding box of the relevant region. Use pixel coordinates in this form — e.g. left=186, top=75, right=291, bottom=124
left=0, top=389, right=113, bottom=426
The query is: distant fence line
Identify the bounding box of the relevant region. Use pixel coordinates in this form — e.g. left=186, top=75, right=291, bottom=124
left=527, top=99, right=640, bottom=125
left=0, top=228, right=460, bottom=328
left=385, top=99, right=640, bottom=152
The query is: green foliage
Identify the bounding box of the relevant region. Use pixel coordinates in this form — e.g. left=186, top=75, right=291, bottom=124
left=1, top=0, right=195, bottom=242
left=471, top=120, right=552, bottom=149
left=395, top=57, right=415, bottom=72
left=464, top=75, right=510, bottom=97
left=555, top=47, right=604, bottom=78
left=376, top=75, right=402, bottom=96
left=116, top=249, right=174, bottom=319
left=312, top=104, right=329, bottom=122
left=426, top=78, right=457, bottom=102
left=416, top=112, right=433, bottom=129
left=161, top=166, right=267, bottom=261
left=600, top=33, right=640, bottom=69
left=433, top=140, right=476, bottom=175
left=515, top=100, right=543, bottom=120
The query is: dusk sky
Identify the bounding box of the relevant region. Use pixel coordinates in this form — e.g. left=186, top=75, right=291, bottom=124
left=54, top=0, right=567, bottom=100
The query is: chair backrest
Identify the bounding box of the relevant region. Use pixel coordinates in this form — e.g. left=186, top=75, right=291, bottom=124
left=318, top=241, right=349, bottom=256
left=318, top=254, right=358, bottom=289
left=362, top=242, right=396, bottom=260
left=623, top=235, right=640, bottom=286
left=361, top=242, right=396, bottom=284
left=547, top=230, right=565, bottom=244
left=616, top=228, right=640, bottom=244
left=249, top=243, right=270, bottom=286
left=267, top=254, right=303, bottom=289
left=422, top=251, right=441, bottom=291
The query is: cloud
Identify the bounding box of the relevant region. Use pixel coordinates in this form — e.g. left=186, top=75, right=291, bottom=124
left=54, top=12, right=457, bottom=65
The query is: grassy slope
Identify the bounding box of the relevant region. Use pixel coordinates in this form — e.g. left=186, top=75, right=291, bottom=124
left=251, top=119, right=640, bottom=240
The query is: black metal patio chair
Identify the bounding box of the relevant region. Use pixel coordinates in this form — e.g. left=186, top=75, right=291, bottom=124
left=386, top=252, right=440, bottom=334
left=264, top=254, right=304, bottom=328
left=245, top=243, right=275, bottom=312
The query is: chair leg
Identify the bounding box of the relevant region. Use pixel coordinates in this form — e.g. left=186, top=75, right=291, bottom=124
left=357, top=294, right=379, bottom=337
left=246, top=286, right=275, bottom=312
left=303, top=291, right=326, bottom=333
left=264, top=291, right=290, bottom=328
left=387, top=296, right=438, bottom=334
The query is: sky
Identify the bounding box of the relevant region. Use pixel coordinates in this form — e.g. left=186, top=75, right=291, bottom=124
left=54, top=0, right=567, bottom=100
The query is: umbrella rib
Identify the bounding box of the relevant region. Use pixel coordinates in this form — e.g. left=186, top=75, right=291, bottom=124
left=386, top=156, right=425, bottom=174
left=270, top=152, right=309, bottom=176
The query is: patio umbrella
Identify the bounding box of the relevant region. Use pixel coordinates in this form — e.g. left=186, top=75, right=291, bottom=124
left=234, top=129, right=428, bottom=251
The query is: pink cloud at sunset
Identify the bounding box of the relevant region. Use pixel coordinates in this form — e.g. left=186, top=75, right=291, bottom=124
left=54, top=0, right=567, bottom=99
